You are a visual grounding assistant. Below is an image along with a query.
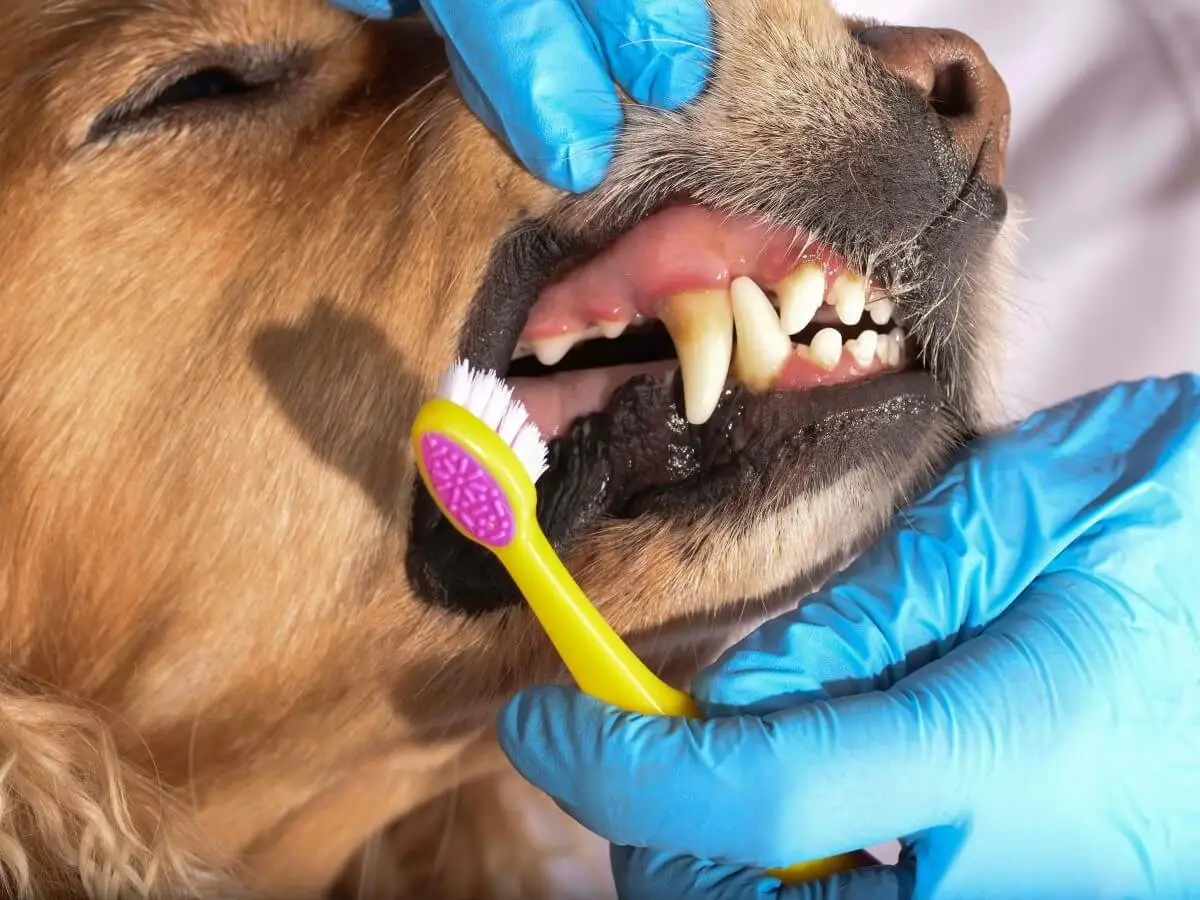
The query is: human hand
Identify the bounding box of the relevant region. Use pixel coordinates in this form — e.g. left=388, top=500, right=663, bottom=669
left=498, top=374, right=1200, bottom=899
left=328, top=0, right=712, bottom=193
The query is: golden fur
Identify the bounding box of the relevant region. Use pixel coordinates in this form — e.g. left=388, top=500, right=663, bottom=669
left=0, top=0, right=1015, bottom=896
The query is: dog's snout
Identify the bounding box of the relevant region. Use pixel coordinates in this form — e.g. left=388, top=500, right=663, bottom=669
left=860, top=26, right=1010, bottom=186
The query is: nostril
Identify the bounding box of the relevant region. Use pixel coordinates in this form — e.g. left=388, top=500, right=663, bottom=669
left=929, top=60, right=975, bottom=121
left=858, top=25, right=1010, bottom=185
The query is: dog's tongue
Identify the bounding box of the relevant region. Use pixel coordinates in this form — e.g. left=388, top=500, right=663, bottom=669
left=509, top=362, right=677, bottom=439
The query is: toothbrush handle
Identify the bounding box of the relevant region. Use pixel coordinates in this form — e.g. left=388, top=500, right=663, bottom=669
left=497, top=530, right=864, bottom=885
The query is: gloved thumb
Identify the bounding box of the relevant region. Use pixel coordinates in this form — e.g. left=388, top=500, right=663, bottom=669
left=611, top=845, right=912, bottom=900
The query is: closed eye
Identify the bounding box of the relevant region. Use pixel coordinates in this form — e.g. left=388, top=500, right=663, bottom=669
left=86, top=46, right=307, bottom=145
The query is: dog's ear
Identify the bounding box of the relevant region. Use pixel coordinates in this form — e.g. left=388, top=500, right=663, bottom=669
left=0, top=673, right=243, bottom=898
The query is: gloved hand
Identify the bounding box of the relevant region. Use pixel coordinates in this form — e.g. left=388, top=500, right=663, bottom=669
left=328, top=0, right=712, bottom=193
left=498, top=374, right=1200, bottom=899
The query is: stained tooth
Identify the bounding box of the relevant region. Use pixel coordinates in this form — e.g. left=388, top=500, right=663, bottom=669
left=830, top=272, right=867, bottom=325
left=775, top=263, right=825, bottom=335
left=888, top=327, right=905, bottom=366
left=532, top=334, right=578, bottom=366
left=730, top=276, right=792, bottom=391
left=659, top=289, right=733, bottom=425
left=512, top=340, right=533, bottom=360
left=868, top=296, right=894, bottom=326
left=809, top=327, right=843, bottom=370
left=849, top=329, right=877, bottom=367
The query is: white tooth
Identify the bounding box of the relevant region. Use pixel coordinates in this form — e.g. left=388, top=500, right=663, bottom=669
left=774, top=263, right=825, bottom=335
left=875, top=332, right=892, bottom=363
left=659, top=289, right=733, bottom=425
left=868, top=295, right=894, bottom=326
left=598, top=319, right=627, bottom=339
left=888, top=327, right=905, bottom=366
left=808, top=327, right=843, bottom=370
left=849, top=329, right=877, bottom=367
left=532, top=334, right=578, bottom=366
left=830, top=271, right=867, bottom=325
left=729, top=276, right=793, bottom=391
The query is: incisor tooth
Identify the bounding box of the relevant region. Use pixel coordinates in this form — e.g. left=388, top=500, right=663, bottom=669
left=888, top=327, right=905, bottom=366
left=532, top=334, right=578, bottom=366
left=775, top=263, right=825, bottom=335
left=597, top=320, right=627, bottom=339
left=849, top=329, right=877, bottom=366
left=809, top=327, right=843, bottom=370
left=868, top=296, right=894, bottom=326
left=829, top=271, right=867, bottom=325
left=730, top=276, right=792, bottom=391
left=659, top=289, right=733, bottom=426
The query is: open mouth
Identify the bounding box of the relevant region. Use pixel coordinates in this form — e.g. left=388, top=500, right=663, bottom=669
left=504, top=204, right=915, bottom=439
left=409, top=201, right=951, bottom=611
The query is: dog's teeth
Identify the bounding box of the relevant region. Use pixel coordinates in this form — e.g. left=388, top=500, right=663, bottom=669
left=875, top=332, right=892, bottom=364
left=848, top=329, right=877, bottom=367
left=531, top=334, right=579, bottom=367
left=830, top=271, right=867, bottom=325
left=597, top=319, right=627, bottom=339
left=730, top=277, right=792, bottom=391
left=888, top=327, right=905, bottom=366
left=775, top=263, right=825, bottom=335
left=659, top=289, right=733, bottom=425
left=808, top=327, right=843, bottom=370
left=868, top=295, right=894, bottom=326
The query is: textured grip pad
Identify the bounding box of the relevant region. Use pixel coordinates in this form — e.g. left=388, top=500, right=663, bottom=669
left=419, top=433, right=515, bottom=548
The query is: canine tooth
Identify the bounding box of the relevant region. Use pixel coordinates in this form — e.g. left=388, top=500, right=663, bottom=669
left=532, top=334, right=579, bottom=366
left=512, top=340, right=533, bottom=360
left=775, top=263, right=825, bottom=335
left=849, top=329, right=877, bottom=366
left=730, top=277, right=792, bottom=391
left=829, top=271, right=867, bottom=325
left=809, top=327, right=843, bottom=370
left=868, top=295, right=894, bottom=326
left=659, top=289, right=733, bottom=425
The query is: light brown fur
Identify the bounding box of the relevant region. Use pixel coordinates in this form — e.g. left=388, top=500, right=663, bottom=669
left=0, top=0, right=1014, bottom=896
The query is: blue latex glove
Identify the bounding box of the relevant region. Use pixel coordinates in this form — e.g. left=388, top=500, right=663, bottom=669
left=329, top=0, right=712, bottom=192
left=498, top=374, right=1200, bottom=899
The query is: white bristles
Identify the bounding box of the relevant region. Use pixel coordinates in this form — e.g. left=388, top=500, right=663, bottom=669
left=436, top=359, right=550, bottom=484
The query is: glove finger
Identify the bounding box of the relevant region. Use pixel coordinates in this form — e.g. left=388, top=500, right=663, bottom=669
left=421, top=0, right=620, bottom=192
left=612, top=845, right=912, bottom=900
left=498, top=683, right=966, bottom=868
left=696, top=375, right=1200, bottom=717
left=327, top=0, right=419, bottom=19
left=576, top=0, right=713, bottom=108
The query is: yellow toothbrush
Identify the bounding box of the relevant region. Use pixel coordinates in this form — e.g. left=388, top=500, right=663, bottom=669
left=411, top=359, right=862, bottom=884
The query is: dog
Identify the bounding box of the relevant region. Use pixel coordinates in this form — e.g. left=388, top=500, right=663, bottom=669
left=0, top=0, right=1014, bottom=896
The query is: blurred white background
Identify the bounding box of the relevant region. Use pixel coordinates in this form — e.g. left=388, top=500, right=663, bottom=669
left=554, top=0, right=1200, bottom=891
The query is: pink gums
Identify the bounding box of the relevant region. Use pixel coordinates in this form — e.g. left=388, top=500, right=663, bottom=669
left=420, top=433, right=515, bottom=548
left=522, top=205, right=848, bottom=340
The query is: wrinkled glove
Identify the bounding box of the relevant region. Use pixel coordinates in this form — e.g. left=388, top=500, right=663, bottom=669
left=328, top=0, right=712, bottom=192
left=498, top=374, right=1200, bottom=899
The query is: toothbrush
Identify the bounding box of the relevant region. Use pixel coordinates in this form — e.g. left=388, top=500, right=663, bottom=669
left=410, top=359, right=862, bottom=884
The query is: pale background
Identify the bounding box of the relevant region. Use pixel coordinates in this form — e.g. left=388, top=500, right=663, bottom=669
left=550, top=0, right=1200, bottom=891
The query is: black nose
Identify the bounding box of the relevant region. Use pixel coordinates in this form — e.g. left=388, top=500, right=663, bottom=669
left=859, top=26, right=1010, bottom=186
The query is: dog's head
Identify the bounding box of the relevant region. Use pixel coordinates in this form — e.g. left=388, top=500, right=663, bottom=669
left=0, top=0, right=1012, bottom=893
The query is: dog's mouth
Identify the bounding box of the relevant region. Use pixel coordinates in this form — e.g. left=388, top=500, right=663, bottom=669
left=505, top=203, right=914, bottom=438
left=409, top=201, right=956, bottom=613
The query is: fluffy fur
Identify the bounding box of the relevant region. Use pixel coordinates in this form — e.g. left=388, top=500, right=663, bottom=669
left=0, top=0, right=1015, bottom=896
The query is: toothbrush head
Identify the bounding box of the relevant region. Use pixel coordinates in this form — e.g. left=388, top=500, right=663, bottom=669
left=412, top=360, right=548, bottom=549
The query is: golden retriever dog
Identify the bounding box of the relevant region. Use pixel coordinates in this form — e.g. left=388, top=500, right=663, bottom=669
left=0, top=0, right=1014, bottom=896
